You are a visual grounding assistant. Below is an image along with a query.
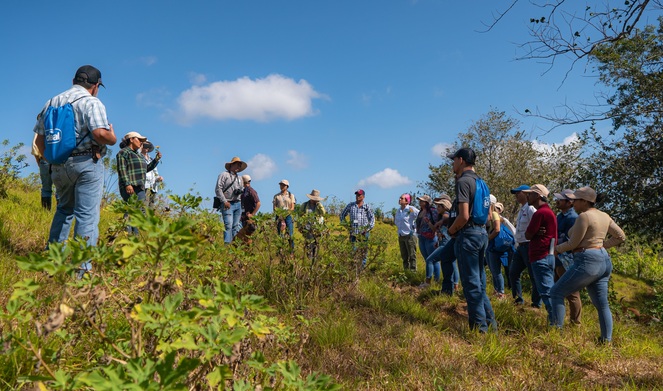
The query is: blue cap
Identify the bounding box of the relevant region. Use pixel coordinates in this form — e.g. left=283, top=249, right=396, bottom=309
left=510, top=185, right=530, bottom=194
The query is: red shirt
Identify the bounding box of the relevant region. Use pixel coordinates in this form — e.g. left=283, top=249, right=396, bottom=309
left=525, top=203, right=558, bottom=262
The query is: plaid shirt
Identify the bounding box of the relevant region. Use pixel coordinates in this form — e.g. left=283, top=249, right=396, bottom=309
left=33, top=85, right=111, bottom=155
left=117, top=147, right=158, bottom=188
left=340, top=202, right=375, bottom=235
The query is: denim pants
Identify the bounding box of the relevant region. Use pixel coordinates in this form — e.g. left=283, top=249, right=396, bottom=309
left=49, top=155, right=104, bottom=276
left=429, top=238, right=459, bottom=294
left=119, top=186, right=146, bottom=235
left=530, top=254, right=556, bottom=324
left=221, top=201, right=242, bottom=243
left=551, top=248, right=613, bottom=341
left=277, top=214, right=295, bottom=250
left=38, top=159, right=53, bottom=198
left=509, top=243, right=542, bottom=306
left=455, top=226, right=496, bottom=332
left=419, top=235, right=438, bottom=280
left=487, top=250, right=508, bottom=294
left=398, top=234, right=417, bottom=271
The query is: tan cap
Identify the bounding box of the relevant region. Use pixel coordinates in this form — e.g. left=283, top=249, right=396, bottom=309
left=123, top=131, right=147, bottom=141
left=567, top=186, right=597, bottom=203
left=279, top=179, right=290, bottom=187
left=522, top=184, right=549, bottom=199
left=242, top=175, right=251, bottom=182
left=417, top=194, right=432, bottom=204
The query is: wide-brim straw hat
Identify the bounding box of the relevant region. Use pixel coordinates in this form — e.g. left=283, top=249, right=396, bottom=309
left=225, top=156, right=247, bottom=172
left=306, top=189, right=326, bottom=201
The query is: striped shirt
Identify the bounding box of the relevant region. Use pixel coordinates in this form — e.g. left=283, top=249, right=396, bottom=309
left=33, top=85, right=110, bottom=155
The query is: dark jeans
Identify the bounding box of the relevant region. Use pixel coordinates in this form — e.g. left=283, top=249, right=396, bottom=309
left=120, top=185, right=146, bottom=235
left=429, top=238, right=459, bottom=294
left=455, top=226, right=496, bottom=333
left=509, top=243, right=541, bottom=306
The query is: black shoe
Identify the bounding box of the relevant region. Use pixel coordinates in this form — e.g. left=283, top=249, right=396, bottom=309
left=514, top=298, right=524, bottom=305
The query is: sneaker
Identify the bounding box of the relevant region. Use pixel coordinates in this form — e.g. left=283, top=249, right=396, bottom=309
left=514, top=298, right=524, bottom=305
left=418, top=282, right=430, bottom=289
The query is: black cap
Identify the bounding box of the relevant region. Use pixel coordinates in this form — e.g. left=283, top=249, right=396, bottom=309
left=74, top=65, right=105, bottom=88
left=446, top=147, right=476, bottom=165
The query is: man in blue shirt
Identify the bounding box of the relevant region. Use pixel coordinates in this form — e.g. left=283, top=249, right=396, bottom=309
left=553, top=189, right=582, bottom=324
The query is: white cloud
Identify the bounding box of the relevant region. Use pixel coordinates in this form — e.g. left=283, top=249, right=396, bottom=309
left=176, top=74, right=324, bottom=124
left=432, top=142, right=453, bottom=157
left=188, top=72, right=207, bottom=85
left=139, top=56, right=158, bottom=66
left=247, top=153, right=277, bottom=180
left=286, top=150, right=308, bottom=170
left=532, top=132, right=580, bottom=154
left=357, top=168, right=412, bottom=189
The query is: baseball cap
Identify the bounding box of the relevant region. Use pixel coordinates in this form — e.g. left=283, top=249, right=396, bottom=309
left=510, top=185, right=530, bottom=194
left=355, top=189, right=365, bottom=196
left=446, top=147, right=476, bottom=165
left=553, top=189, right=575, bottom=200
left=123, top=131, right=147, bottom=141
left=566, top=186, right=597, bottom=203
left=74, top=65, right=105, bottom=88
left=522, top=184, right=549, bottom=198
left=489, top=194, right=497, bottom=204
left=279, top=179, right=290, bottom=187
left=417, top=194, right=432, bottom=204
left=242, top=175, right=252, bottom=182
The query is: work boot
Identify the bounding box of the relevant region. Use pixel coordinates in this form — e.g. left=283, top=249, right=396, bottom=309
left=41, top=197, right=52, bottom=211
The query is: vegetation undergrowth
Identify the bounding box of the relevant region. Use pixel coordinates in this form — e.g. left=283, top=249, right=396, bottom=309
left=0, top=182, right=662, bottom=390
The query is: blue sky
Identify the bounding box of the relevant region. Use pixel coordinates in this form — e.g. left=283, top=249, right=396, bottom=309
left=1, top=1, right=607, bottom=211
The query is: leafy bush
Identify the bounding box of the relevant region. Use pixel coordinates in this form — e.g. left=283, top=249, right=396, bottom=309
left=0, top=198, right=339, bottom=390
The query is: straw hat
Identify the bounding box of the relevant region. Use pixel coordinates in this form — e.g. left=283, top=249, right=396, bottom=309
left=225, top=156, right=247, bottom=172
left=306, top=189, right=326, bottom=201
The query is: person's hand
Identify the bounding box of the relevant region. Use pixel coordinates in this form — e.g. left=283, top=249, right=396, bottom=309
left=224, top=201, right=230, bottom=209
left=126, top=185, right=134, bottom=195
left=157, top=176, right=163, bottom=182
left=155, top=151, right=162, bottom=161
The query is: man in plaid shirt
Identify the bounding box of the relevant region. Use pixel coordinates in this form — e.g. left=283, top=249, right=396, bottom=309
left=340, top=189, right=375, bottom=267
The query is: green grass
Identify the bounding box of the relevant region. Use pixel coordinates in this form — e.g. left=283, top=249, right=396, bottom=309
left=1, top=184, right=662, bottom=390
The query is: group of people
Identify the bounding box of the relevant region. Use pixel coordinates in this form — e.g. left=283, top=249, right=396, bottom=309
left=395, top=147, right=626, bottom=341
left=32, top=65, right=627, bottom=342
left=214, top=156, right=376, bottom=264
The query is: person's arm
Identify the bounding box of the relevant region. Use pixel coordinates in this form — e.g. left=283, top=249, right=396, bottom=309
left=34, top=134, right=45, bottom=159
left=251, top=201, right=261, bottom=217
left=146, top=152, right=161, bottom=172
left=489, top=216, right=501, bottom=240
left=367, top=207, right=375, bottom=231
left=116, top=150, right=133, bottom=195
left=524, top=212, right=541, bottom=241
left=215, top=173, right=230, bottom=208
left=340, top=204, right=350, bottom=222
left=448, top=203, right=469, bottom=236
left=604, top=219, right=626, bottom=249
left=91, top=124, right=117, bottom=146
left=289, top=193, right=296, bottom=211
left=556, top=214, right=588, bottom=254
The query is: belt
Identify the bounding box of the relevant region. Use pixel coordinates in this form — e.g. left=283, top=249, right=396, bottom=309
left=572, top=246, right=602, bottom=253
left=229, top=200, right=240, bottom=203
left=71, top=150, right=94, bottom=156
left=518, top=242, right=529, bottom=246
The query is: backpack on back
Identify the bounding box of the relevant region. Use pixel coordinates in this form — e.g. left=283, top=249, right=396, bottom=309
left=471, top=177, right=490, bottom=225
left=43, top=96, right=86, bottom=164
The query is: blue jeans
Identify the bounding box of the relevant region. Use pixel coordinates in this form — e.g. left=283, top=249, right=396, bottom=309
left=38, top=159, right=53, bottom=198
left=509, top=243, right=542, bottom=306
left=48, top=155, right=104, bottom=277
left=530, top=254, right=556, bottom=324
left=119, top=186, right=146, bottom=235
left=455, top=226, right=496, bottom=332
left=551, top=248, right=613, bottom=341
left=277, top=214, right=295, bottom=250
left=487, top=250, right=508, bottom=294
left=419, top=235, right=438, bottom=280
left=221, top=201, right=242, bottom=243
left=428, top=238, right=459, bottom=292
left=351, top=232, right=370, bottom=267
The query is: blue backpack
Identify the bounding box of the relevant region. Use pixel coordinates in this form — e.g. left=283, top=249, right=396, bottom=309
left=43, top=96, right=87, bottom=164
left=472, top=177, right=490, bottom=225
left=492, top=223, right=515, bottom=253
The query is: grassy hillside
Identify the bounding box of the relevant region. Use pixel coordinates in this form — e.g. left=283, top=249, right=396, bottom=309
left=1, top=184, right=662, bottom=390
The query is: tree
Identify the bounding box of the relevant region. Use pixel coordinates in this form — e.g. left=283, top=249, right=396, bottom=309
left=575, top=20, right=663, bottom=234
left=424, top=109, right=585, bottom=218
